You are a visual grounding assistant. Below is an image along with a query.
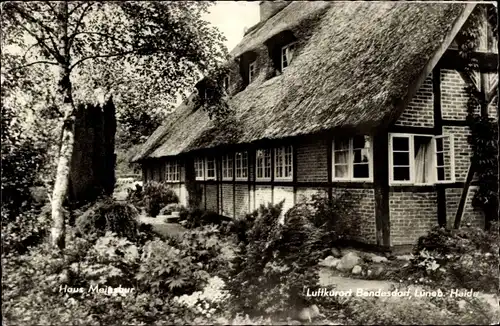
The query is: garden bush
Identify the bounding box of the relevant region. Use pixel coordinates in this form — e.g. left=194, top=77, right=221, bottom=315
left=182, top=208, right=232, bottom=229
left=228, top=202, right=321, bottom=317
left=75, top=198, right=147, bottom=243
left=2, top=224, right=227, bottom=326
left=399, top=225, right=499, bottom=293
left=143, top=181, right=179, bottom=217
left=322, top=293, right=498, bottom=325
left=1, top=204, right=53, bottom=255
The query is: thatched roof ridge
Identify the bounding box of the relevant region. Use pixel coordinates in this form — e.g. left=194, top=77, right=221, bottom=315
left=132, top=1, right=470, bottom=162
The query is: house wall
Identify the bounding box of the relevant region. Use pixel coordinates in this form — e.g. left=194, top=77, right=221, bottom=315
left=389, top=191, right=438, bottom=246
left=389, top=56, right=495, bottom=245
left=445, top=186, right=485, bottom=229
left=296, top=137, right=329, bottom=182
left=395, top=75, right=434, bottom=127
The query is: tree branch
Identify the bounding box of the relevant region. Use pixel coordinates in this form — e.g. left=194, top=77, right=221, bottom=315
left=67, top=2, right=94, bottom=50
left=9, top=60, right=60, bottom=72
left=12, top=4, right=58, bottom=38
left=69, top=49, right=137, bottom=71
left=10, top=13, right=63, bottom=64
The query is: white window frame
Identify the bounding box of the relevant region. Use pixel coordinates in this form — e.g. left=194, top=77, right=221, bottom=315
left=205, top=157, right=216, bottom=181
left=249, top=61, right=256, bottom=83
left=274, top=145, right=293, bottom=181
left=389, top=133, right=455, bottom=185
left=281, top=41, right=297, bottom=71
left=434, top=135, right=456, bottom=184
left=165, top=160, right=180, bottom=182
left=222, top=154, right=233, bottom=181
left=235, top=151, right=248, bottom=181
left=194, top=157, right=205, bottom=181
left=256, top=148, right=272, bottom=181
left=332, top=136, right=373, bottom=182
left=389, top=134, right=414, bottom=185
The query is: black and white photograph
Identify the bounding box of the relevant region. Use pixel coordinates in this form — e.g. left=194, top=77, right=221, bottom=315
left=1, top=0, right=499, bottom=325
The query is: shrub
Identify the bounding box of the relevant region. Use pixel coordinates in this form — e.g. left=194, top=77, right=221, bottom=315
left=334, top=293, right=497, bottom=325
left=143, top=181, right=179, bottom=217
left=136, top=239, right=209, bottom=297
left=76, top=198, right=144, bottom=242
left=400, top=226, right=499, bottom=293
left=228, top=202, right=320, bottom=317
left=2, top=226, right=222, bottom=326
left=177, top=225, right=237, bottom=278
left=1, top=204, right=53, bottom=255
left=183, top=209, right=232, bottom=229
left=308, top=192, right=362, bottom=245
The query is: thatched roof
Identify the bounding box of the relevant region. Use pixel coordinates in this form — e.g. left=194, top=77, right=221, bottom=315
left=132, top=1, right=470, bottom=162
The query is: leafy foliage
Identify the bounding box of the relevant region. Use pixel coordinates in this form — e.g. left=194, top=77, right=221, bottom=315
left=398, top=226, right=499, bottom=293
left=458, top=5, right=499, bottom=226
left=332, top=294, right=497, bottom=325
left=182, top=208, right=232, bottom=229
left=75, top=198, right=145, bottom=242
left=228, top=202, right=321, bottom=316
left=141, top=181, right=180, bottom=217
left=1, top=205, right=53, bottom=255
left=1, top=103, right=51, bottom=219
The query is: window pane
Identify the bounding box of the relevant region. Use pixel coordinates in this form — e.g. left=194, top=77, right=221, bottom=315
left=394, top=167, right=410, bottom=181
left=436, top=137, right=443, bottom=152
left=393, top=152, right=410, bottom=166
left=334, top=150, right=349, bottom=164
left=334, top=138, right=349, bottom=150
left=437, top=167, right=445, bottom=181
left=334, top=165, right=348, bottom=178
left=436, top=152, right=444, bottom=167
left=353, top=149, right=370, bottom=163
left=353, top=135, right=367, bottom=149
left=393, top=137, right=409, bottom=151
left=353, top=164, right=369, bottom=179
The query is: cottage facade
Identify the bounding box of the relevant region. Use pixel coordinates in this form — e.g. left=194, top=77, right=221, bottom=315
left=133, top=2, right=498, bottom=249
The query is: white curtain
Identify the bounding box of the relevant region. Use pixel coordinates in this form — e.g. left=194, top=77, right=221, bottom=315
left=334, top=151, right=349, bottom=178
left=414, top=142, right=433, bottom=183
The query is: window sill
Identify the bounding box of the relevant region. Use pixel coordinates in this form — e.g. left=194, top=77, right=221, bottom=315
left=256, top=178, right=272, bottom=182
left=332, top=179, right=372, bottom=183
left=274, top=178, right=293, bottom=182
left=235, top=178, right=249, bottom=181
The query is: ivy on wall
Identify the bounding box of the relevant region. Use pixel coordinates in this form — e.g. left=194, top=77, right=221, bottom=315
left=458, top=5, right=498, bottom=228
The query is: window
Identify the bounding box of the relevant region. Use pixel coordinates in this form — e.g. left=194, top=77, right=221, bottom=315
left=223, top=75, right=230, bottom=93
left=275, top=146, right=293, bottom=180
left=249, top=61, right=256, bottom=83
left=194, top=157, right=204, bottom=181
left=332, top=136, right=372, bottom=181
left=389, top=133, right=455, bottom=185
left=435, top=135, right=455, bottom=183
left=222, top=154, right=233, bottom=180
left=206, top=157, right=216, bottom=180
left=235, top=151, right=248, bottom=180
left=165, top=161, right=180, bottom=182
left=256, top=149, right=271, bottom=180
left=281, top=42, right=296, bottom=71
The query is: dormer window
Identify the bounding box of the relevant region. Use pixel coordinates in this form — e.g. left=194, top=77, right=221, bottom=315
left=249, top=61, right=256, bottom=83
left=281, top=42, right=296, bottom=71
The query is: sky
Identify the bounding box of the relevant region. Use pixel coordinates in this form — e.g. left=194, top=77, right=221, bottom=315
left=203, top=1, right=261, bottom=52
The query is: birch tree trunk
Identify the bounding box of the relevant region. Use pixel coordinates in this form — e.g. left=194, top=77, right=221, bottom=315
left=51, top=2, right=74, bottom=249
